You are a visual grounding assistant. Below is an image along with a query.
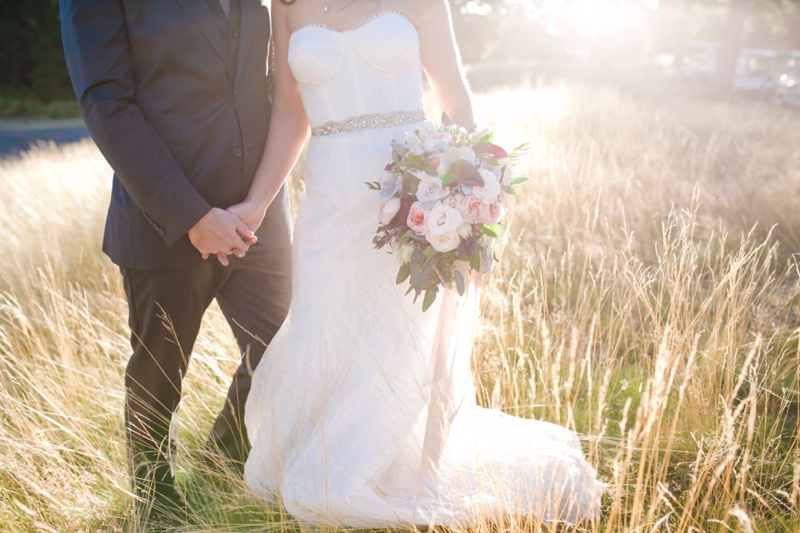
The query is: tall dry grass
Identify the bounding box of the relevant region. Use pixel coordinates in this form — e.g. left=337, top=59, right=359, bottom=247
left=1, top=82, right=799, bottom=532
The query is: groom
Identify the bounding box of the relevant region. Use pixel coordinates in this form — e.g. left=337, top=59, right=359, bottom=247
left=60, top=0, right=291, bottom=524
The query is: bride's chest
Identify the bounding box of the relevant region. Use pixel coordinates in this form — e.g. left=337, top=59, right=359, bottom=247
left=288, top=13, right=421, bottom=86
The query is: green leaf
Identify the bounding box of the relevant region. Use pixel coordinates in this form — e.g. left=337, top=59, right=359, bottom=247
left=470, top=250, right=481, bottom=271
left=511, top=177, right=529, bottom=185
left=422, top=288, right=437, bottom=312
left=481, top=224, right=501, bottom=238
left=442, top=112, right=452, bottom=126
left=391, top=143, right=409, bottom=158
left=415, top=255, right=441, bottom=292
left=365, top=181, right=381, bottom=190
left=396, top=263, right=410, bottom=285
left=455, top=269, right=466, bottom=296
left=422, top=246, right=438, bottom=258
left=410, top=254, right=422, bottom=287
left=480, top=132, right=494, bottom=144
left=502, top=185, right=517, bottom=197
left=401, top=171, right=421, bottom=195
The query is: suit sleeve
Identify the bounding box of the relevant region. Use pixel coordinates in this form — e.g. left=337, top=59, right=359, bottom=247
left=60, top=0, right=212, bottom=246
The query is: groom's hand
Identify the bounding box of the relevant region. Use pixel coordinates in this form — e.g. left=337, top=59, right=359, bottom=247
left=188, top=208, right=257, bottom=266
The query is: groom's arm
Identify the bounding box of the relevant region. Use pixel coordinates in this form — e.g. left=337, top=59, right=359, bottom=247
left=60, top=0, right=212, bottom=247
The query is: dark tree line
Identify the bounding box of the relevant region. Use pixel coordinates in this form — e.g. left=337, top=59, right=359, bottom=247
left=0, top=0, right=798, bottom=102
left=0, top=0, right=71, bottom=100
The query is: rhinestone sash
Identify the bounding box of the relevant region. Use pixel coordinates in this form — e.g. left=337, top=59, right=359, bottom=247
left=311, top=110, right=426, bottom=137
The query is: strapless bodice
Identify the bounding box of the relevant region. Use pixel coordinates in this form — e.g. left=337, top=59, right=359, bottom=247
left=287, top=12, right=425, bottom=130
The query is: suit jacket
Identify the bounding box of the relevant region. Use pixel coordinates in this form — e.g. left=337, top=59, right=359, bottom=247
left=61, top=0, right=279, bottom=270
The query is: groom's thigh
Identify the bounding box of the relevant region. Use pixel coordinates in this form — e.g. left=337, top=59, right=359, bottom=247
left=122, top=264, right=222, bottom=417
left=216, top=236, right=292, bottom=365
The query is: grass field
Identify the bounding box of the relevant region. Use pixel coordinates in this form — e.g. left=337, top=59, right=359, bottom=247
left=1, top=81, right=800, bottom=532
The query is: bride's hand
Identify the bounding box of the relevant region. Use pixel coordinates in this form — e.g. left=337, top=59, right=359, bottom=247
left=227, top=200, right=267, bottom=235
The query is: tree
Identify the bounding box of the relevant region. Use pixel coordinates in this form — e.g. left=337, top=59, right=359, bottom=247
left=0, top=0, right=71, bottom=101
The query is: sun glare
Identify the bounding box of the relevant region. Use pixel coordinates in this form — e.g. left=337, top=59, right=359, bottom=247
left=565, top=0, right=642, bottom=38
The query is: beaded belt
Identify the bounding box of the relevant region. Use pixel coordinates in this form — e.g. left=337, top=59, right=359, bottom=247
left=311, top=110, right=427, bottom=137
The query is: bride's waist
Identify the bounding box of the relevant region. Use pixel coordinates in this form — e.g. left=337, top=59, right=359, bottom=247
left=308, top=109, right=427, bottom=138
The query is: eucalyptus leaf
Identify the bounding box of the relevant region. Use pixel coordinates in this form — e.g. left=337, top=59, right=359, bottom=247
left=502, top=185, right=517, bottom=197
left=470, top=250, right=481, bottom=271
left=396, top=263, right=410, bottom=285
left=410, top=254, right=422, bottom=287
left=422, top=288, right=437, bottom=312
left=511, top=177, right=529, bottom=185
left=416, top=255, right=441, bottom=292
left=422, top=246, right=438, bottom=258
left=455, top=269, right=466, bottom=296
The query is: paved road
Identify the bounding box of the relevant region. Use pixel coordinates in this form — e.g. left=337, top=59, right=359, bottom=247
left=0, top=118, right=90, bottom=158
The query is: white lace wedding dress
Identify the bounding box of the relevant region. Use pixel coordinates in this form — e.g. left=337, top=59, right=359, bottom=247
left=244, top=12, right=603, bottom=527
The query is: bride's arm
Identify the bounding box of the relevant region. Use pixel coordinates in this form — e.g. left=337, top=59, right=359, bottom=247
left=413, top=0, right=474, bottom=129
left=228, top=1, right=309, bottom=232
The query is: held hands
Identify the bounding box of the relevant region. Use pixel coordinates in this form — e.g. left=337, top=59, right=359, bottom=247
left=188, top=207, right=258, bottom=266
left=226, top=200, right=267, bottom=235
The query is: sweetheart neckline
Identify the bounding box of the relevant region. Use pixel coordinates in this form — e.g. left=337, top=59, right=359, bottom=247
left=289, top=11, right=418, bottom=41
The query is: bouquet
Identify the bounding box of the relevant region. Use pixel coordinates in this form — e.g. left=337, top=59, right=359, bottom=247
left=367, top=114, right=529, bottom=311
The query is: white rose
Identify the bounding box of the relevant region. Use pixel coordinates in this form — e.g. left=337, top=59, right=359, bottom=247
left=405, top=131, right=423, bottom=148
left=469, top=127, right=492, bottom=145
left=501, top=163, right=516, bottom=186
left=379, top=197, right=401, bottom=226
left=427, top=204, right=464, bottom=236
left=457, top=222, right=472, bottom=239
left=426, top=231, right=462, bottom=253
left=416, top=176, right=449, bottom=204
left=406, top=122, right=437, bottom=147
left=416, top=122, right=438, bottom=142
left=472, top=169, right=502, bottom=203
left=423, top=132, right=453, bottom=153
left=393, top=240, right=415, bottom=264
left=481, top=162, right=502, bottom=179
left=445, top=145, right=478, bottom=167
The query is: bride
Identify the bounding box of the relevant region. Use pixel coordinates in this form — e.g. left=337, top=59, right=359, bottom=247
left=228, top=0, right=603, bottom=527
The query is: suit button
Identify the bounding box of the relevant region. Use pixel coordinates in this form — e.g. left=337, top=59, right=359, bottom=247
left=233, top=89, right=240, bottom=99
left=158, top=228, right=165, bottom=236
left=233, top=148, right=243, bottom=157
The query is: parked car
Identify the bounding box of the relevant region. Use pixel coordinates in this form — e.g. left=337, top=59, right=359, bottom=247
left=772, top=50, right=800, bottom=108
left=734, top=48, right=778, bottom=94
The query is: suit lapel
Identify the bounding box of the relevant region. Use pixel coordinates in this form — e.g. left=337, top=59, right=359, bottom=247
left=234, top=0, right=258, bottom=87
left=174, top=0, right=228, bottom=65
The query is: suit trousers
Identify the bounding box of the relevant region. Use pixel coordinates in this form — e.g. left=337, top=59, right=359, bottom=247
left=120, top=227, right=291, bottom=494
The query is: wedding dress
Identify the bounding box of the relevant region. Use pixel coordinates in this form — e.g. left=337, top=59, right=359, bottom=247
left=244, top=12, right=603, bottom=527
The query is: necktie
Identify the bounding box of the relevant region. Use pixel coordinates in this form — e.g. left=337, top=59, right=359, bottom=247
left=218, top=0, right=230, bottom=18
